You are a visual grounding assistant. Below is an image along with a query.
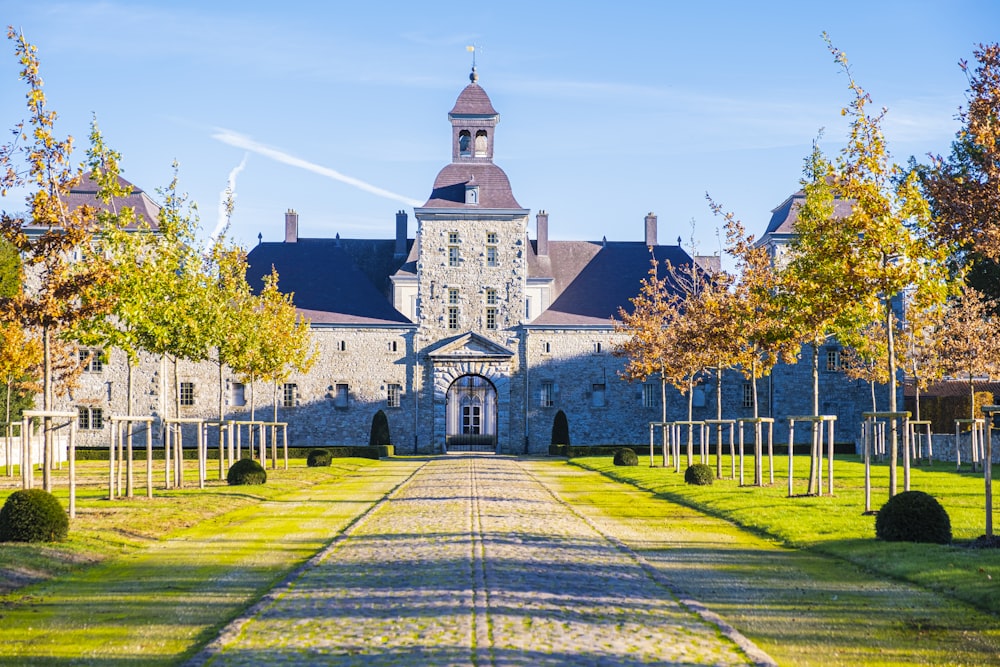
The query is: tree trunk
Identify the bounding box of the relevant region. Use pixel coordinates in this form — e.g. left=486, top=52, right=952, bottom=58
left=126, top=358, right=134, bottom=416
left=273, top=382, right=279, bottom=423
left=808, top=343, right=819, bottom=495
left=886, top=299, right=898, bottom=497
left=217, top=351, right=224, bottom=422
left=686, top=376, right=694, bottom=466
left=42, top=325, right=52, bottom=491
left=250, top=374, right=256, bottom=422
left=4, top=378, right=11, bottom=478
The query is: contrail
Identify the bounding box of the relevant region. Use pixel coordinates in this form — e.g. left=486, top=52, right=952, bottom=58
left=212, top=128, right=423, bottom=208
left=212, top=153, right=249, bottom=242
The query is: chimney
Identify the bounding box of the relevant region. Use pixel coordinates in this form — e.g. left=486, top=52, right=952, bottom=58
left=644, top=212, right=657, bottom=246
left=536, top=210, right=549, bottom=256
left=395, top=210, right=408, bottom=257
left=284, top=209, right=298, bottom=243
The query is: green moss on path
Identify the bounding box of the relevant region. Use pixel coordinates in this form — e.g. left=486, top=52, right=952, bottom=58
left=0, top=460, right=423, bottom=666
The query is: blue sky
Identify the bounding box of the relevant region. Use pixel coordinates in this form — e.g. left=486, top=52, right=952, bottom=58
left=2, top=1, right=996, bottom=259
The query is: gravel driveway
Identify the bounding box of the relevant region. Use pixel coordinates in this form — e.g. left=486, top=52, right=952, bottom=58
left=197, top=456, right=773, bottom=666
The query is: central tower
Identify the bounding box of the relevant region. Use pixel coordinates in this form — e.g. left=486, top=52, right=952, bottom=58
left=414, top=67, right=530, bottom=344
left=412, top=68, right=531, bottom=453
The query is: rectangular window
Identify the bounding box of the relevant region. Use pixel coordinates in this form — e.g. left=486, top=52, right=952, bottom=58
left=540, top=381, right=554, bottom=408
left=462, top=405, right=481, bottom=434
left=231, top=382, right=246, bottom=407
left=486, top=232, right=498, bottom=244
left=542, top=341, right=551, bottom=354
left=826, top=348, right=841, bottom=371
left=387, top=383, right=401, bottom=408
left=592, top=383, right=606, bottom=408
left=643, top=383, right=657, bottom=408
left=180, top=382, right=195, bottom=407
left=593, top=342, right=603, bottom=354
left=78, top=407, right=104, bottom=430
left=486, top=307, right=497, bottom=330
left=742, top=383, right=754, bottom=409
left=449, top=288, right=460, bottom=304
left=79, top=348, right=103, bottom=373
left=389, top=340, right=398, bottom=353
left=337, top=340, right=347, bottom=352
left=334, top=383, right=349, bottom=408
left=448, top=231, right=459, bottom=244
left=486, top=245, right=498, bottom=267
left=448, top=245, right=460, bottom=267
left=485, top=288, right=498, bottom=305
left=448, top=306, right=460, bottom=330
left=282, top=383, right=297, bottom=408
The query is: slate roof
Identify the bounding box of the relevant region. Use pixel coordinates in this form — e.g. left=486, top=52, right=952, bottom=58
left=449, top=83, right=498, bottom=116
left=423, top=163, right=522, bottom=209
left=245, top=238, right=413, bottom=325
left=763, top=187, right=854, bottom=238
left=529, top=241, right=695, bottom=327
left=903, top=379, right=1000, bottom=399
left=60, top=172, right=161, bottom=230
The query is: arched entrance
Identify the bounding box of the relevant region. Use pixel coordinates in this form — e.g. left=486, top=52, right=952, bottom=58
left=446, top=375, right=497, bottom=452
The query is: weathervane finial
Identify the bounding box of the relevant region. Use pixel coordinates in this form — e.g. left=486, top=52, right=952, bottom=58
left=467, top=44, right=478, bottom=82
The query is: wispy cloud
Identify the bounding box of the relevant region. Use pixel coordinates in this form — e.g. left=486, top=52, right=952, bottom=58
left=212, top=128, right=423, bottom=207
left=212, top=153, right=248, bottom=242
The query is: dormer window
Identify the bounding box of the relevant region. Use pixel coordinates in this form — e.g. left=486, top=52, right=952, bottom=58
left=458, top=130, right=471, bottom=157
left=465, top=183, right=479, bottom=205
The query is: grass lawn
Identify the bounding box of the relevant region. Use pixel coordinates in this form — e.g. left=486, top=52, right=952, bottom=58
left=529, top=457, right=1000, bottom=667
left=571, top=453, right=1000, bottom=616
left=1, top=453, right=998, bottom=666
left=0, top=457, right=424, bottom=665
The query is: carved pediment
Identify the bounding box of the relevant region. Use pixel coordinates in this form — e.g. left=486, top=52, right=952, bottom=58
left=427, top=332, right=514, bottom=361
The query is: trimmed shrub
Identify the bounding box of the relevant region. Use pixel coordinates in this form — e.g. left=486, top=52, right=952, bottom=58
left=551, top=410, right=570, bottom=446
left=685, top=463, right=715, bottom=486
left=227, top=458, right=267, bottom=486
left=306, top=449, right=332, bottom=467
left=875, top=490, right=951, bottom=544
left=613, top=447, right=638, bottom=466
left=369, top=409, right=391, bottom=447
left=0, top=489, right=69, bottom=543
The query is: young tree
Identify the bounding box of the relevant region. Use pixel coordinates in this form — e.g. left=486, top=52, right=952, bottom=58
left=937, top=286, right=1000, bottom=423
left=786, top=38, right=953, bottom=496
left=614, top=256, right=679, bottom=429
left=0, top=28, right=116, bottom=489
left=72, top=119, right=151, bottom=416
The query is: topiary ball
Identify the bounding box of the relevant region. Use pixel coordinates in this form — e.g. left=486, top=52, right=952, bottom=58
left=0, top=489, right=69, bottom=543
left=685, top=463, right=715, bottom=486
left=306, top=449, right=332, bottom=467
left=613, top=448, right=638, bottom=467
left=875, top=490, right=951, bottom=544
left=227, top=458, right=267, bottom=486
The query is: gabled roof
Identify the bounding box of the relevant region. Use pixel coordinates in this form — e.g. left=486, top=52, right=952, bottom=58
left=427, top=332, right=514, bottom=360
left=245, top=238, right=413, bottom=326
left=529, top=241, right=694, bottom=327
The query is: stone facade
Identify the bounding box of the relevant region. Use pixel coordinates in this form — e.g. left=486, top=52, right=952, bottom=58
left=46, top=69, right=885, bottom=455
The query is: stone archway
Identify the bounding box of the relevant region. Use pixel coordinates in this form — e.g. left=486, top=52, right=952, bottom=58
left=445, top=375, right=497, bottom=452
left=427, top=333, right=514, bottom=453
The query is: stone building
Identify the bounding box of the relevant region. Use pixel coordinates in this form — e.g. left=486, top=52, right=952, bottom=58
left=58, top=68, right=880, bottom=452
